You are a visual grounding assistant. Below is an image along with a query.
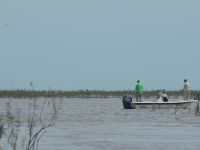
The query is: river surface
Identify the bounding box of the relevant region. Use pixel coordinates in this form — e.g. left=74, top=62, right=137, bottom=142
left=1, top=98, right=200, bottom=150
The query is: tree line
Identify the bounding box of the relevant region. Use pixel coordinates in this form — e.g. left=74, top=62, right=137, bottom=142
left=0, top=89, right=199, bottom=99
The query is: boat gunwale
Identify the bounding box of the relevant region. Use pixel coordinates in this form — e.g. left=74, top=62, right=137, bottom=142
left=132, top=100, right=196, bottom=105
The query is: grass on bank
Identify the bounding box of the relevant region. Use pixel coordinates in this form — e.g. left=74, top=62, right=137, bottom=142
left=0, top=90, right=199, bottom=99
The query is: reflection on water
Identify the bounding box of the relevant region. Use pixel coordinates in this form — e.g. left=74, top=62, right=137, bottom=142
left=1, top=98, right=200, bottom=150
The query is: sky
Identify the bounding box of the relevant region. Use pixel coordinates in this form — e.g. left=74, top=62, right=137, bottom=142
left=0, top=0, right=200, bottom=91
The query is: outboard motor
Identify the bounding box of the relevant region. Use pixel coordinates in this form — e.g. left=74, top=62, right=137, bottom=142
left=122, top=95, right=132, bottom=109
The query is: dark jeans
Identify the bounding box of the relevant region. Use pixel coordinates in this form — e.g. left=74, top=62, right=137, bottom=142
left=163, top=97, right=168, bottom=102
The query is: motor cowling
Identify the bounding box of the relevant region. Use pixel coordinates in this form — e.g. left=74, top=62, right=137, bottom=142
left=122, top=95, right=132, bottom=109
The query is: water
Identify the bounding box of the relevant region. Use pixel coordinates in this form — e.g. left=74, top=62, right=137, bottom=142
left=1, top=98, right=200, bottom=150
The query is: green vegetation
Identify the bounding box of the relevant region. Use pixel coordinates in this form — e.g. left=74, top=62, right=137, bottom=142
left=0, top=89, right=198, bottom=99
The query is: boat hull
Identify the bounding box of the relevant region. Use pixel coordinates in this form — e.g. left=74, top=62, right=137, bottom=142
left=131, top=100, right=195, bottom=109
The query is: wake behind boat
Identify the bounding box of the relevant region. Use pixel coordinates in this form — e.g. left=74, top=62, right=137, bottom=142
left=122, top=95, right=196, bottom=109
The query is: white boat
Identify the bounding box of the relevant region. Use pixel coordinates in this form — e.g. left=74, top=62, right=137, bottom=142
left=131, top=100, right=196, bottom=109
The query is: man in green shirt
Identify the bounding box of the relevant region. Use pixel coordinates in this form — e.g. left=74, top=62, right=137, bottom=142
left=135, top=80, right=144, bottom=102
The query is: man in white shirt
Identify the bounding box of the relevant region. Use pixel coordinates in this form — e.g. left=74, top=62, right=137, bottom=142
left=156, top=91, right=168, bottom=102
left=183, top=79, right=191, bottom=100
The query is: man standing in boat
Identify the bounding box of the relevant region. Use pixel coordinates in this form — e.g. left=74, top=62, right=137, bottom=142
left=183, top=79, right=191, bottom=100
left=135, top=80, right=144, bottom=102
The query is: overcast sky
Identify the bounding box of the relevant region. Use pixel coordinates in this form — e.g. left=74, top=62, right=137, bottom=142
left=0, top=0, right=200, bottom=90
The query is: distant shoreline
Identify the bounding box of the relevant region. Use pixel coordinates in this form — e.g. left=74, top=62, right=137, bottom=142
left=0, top=90, right=198, bottom=99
